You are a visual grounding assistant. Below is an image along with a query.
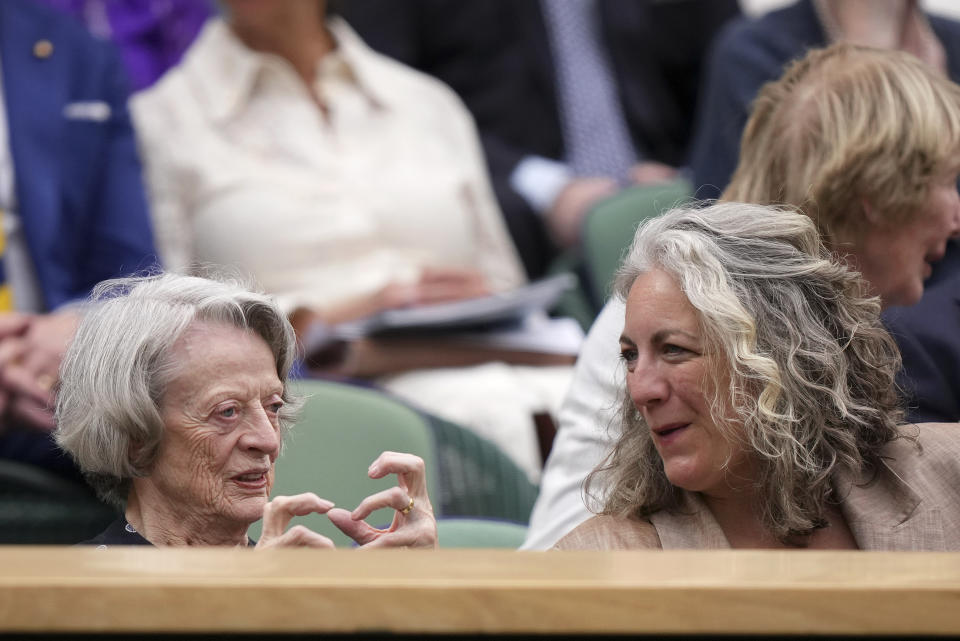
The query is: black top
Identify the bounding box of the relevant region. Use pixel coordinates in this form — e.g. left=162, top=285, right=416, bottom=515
left=82, top=517, right=151, bottom=547
left=82, top=517, right=257, bottom=547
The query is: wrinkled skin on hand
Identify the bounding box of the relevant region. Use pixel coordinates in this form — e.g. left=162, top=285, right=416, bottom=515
left=256, top=451, right=438, bottom=550
left=326, top=450, right=437, bottom=549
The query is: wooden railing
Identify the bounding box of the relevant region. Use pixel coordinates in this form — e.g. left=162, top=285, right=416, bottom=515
left=1, top=548, right=959, bottom=636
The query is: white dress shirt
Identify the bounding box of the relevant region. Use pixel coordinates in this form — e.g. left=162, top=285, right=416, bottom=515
left=132, top=17, right=526, bottom=314
left=522, top=298, right=623, bottom=548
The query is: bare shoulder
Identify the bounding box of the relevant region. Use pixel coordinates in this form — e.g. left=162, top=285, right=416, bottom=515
left=553, top=514, right=662, bottom=550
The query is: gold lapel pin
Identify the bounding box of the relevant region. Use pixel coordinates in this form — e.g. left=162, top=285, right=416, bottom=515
left=33, top=40, right=54, bottom=59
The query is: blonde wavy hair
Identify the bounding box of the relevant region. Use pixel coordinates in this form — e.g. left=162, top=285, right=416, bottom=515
left=588, top=202, right=904, bottom=543
left=724, top=43, right=960, bottom=248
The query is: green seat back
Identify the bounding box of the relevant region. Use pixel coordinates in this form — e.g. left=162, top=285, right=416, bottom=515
left=248, top=380, right=438, bottom=547
left=583, top=179, right=692, bottom=306
left=545, top=252, right=597, bottom=332
left=0, top=460, right=118, bottom=544
left=427, top=415, right=538, bottom=524
left=436, top=518, right=528, bottom=548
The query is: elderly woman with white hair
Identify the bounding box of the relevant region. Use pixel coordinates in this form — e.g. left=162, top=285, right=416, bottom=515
left=556, top=202, right=960, bottom=550
left=55, top=273, right=436, bottom=548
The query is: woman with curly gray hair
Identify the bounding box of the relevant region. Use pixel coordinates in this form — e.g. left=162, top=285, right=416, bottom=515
left=55, top=273, right=437, bottom=548
left=555, top=202, right=960, bottom=549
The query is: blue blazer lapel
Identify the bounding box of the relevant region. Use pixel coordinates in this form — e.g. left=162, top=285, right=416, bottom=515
left=0, top=1, right=65, bottom=308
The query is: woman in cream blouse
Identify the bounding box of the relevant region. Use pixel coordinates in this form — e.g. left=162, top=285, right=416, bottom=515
left=132, top=0, right=569, bottom=480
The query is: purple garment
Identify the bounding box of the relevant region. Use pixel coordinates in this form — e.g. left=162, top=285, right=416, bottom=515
left=36, top=0, right=212, bottom=90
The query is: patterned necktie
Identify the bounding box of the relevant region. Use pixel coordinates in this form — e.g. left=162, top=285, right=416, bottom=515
left=0, top=209, right=11, bottom=311
left=540, top=0, right=638, bottom=179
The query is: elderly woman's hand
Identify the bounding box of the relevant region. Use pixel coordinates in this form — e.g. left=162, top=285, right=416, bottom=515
left=327, top=451, right=438, bottom=549
left=255, top=493, right=337, bottom=549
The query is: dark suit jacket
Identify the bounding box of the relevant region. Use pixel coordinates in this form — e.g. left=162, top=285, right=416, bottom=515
left=336, top=0, right=740, bottom=278
left=883, top=240, right=960, bottom=423
left=0, top=0, right=157, bottom=311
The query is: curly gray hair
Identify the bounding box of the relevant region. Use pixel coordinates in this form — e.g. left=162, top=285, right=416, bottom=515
left=588, top=202, right=905, bottom=542
left=54, top=272, right=302, bottom=507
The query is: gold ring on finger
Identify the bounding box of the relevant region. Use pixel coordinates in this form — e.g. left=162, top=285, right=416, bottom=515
left=399, top=497, right=414, bottom=515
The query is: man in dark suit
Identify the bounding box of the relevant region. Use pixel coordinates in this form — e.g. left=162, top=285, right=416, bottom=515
left=337, top=0, right=740, bottom=279
left=0, top=0, right=158, bottom=477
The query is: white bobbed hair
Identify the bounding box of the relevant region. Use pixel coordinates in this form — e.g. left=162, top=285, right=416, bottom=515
left=54, top=272, right=301, bottom=507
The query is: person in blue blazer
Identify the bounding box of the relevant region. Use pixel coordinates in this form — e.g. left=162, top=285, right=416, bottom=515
left=0, top=0, right=158, bottom=478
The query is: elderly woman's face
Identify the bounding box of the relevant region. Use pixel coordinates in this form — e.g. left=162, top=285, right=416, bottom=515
left=620, top=269, right=753, bottom=498
left=146, top=322, right=284, bottom=529
left=857, top=172, right=960, bottom=307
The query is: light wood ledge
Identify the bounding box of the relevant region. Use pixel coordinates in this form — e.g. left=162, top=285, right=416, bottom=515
left=1, top=548, right=959, bottom=635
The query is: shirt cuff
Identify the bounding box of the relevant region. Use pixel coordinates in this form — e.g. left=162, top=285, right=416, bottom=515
left=509, top=155, right=573, bottom=216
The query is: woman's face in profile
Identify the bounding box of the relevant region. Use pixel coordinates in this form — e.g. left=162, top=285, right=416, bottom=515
left=620, top=269, right=752, bottom=498
left=144, top=322, right=285, bottom=529
left=856, top=171, right=960, bottom=307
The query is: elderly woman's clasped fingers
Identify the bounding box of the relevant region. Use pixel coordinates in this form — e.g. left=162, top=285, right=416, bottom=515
left=256, top=492, right=336, bottom=549
left=367, top=451, right=430, bottom=497
left=349, top=485, right=420, bottom=523
left=256, top=524, right=336, bottom=549
left=327, top=451, right=438, bottom=549
left=326, top=503, right=438, bottom=549
left=366, top=451, right=435, bottom=522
